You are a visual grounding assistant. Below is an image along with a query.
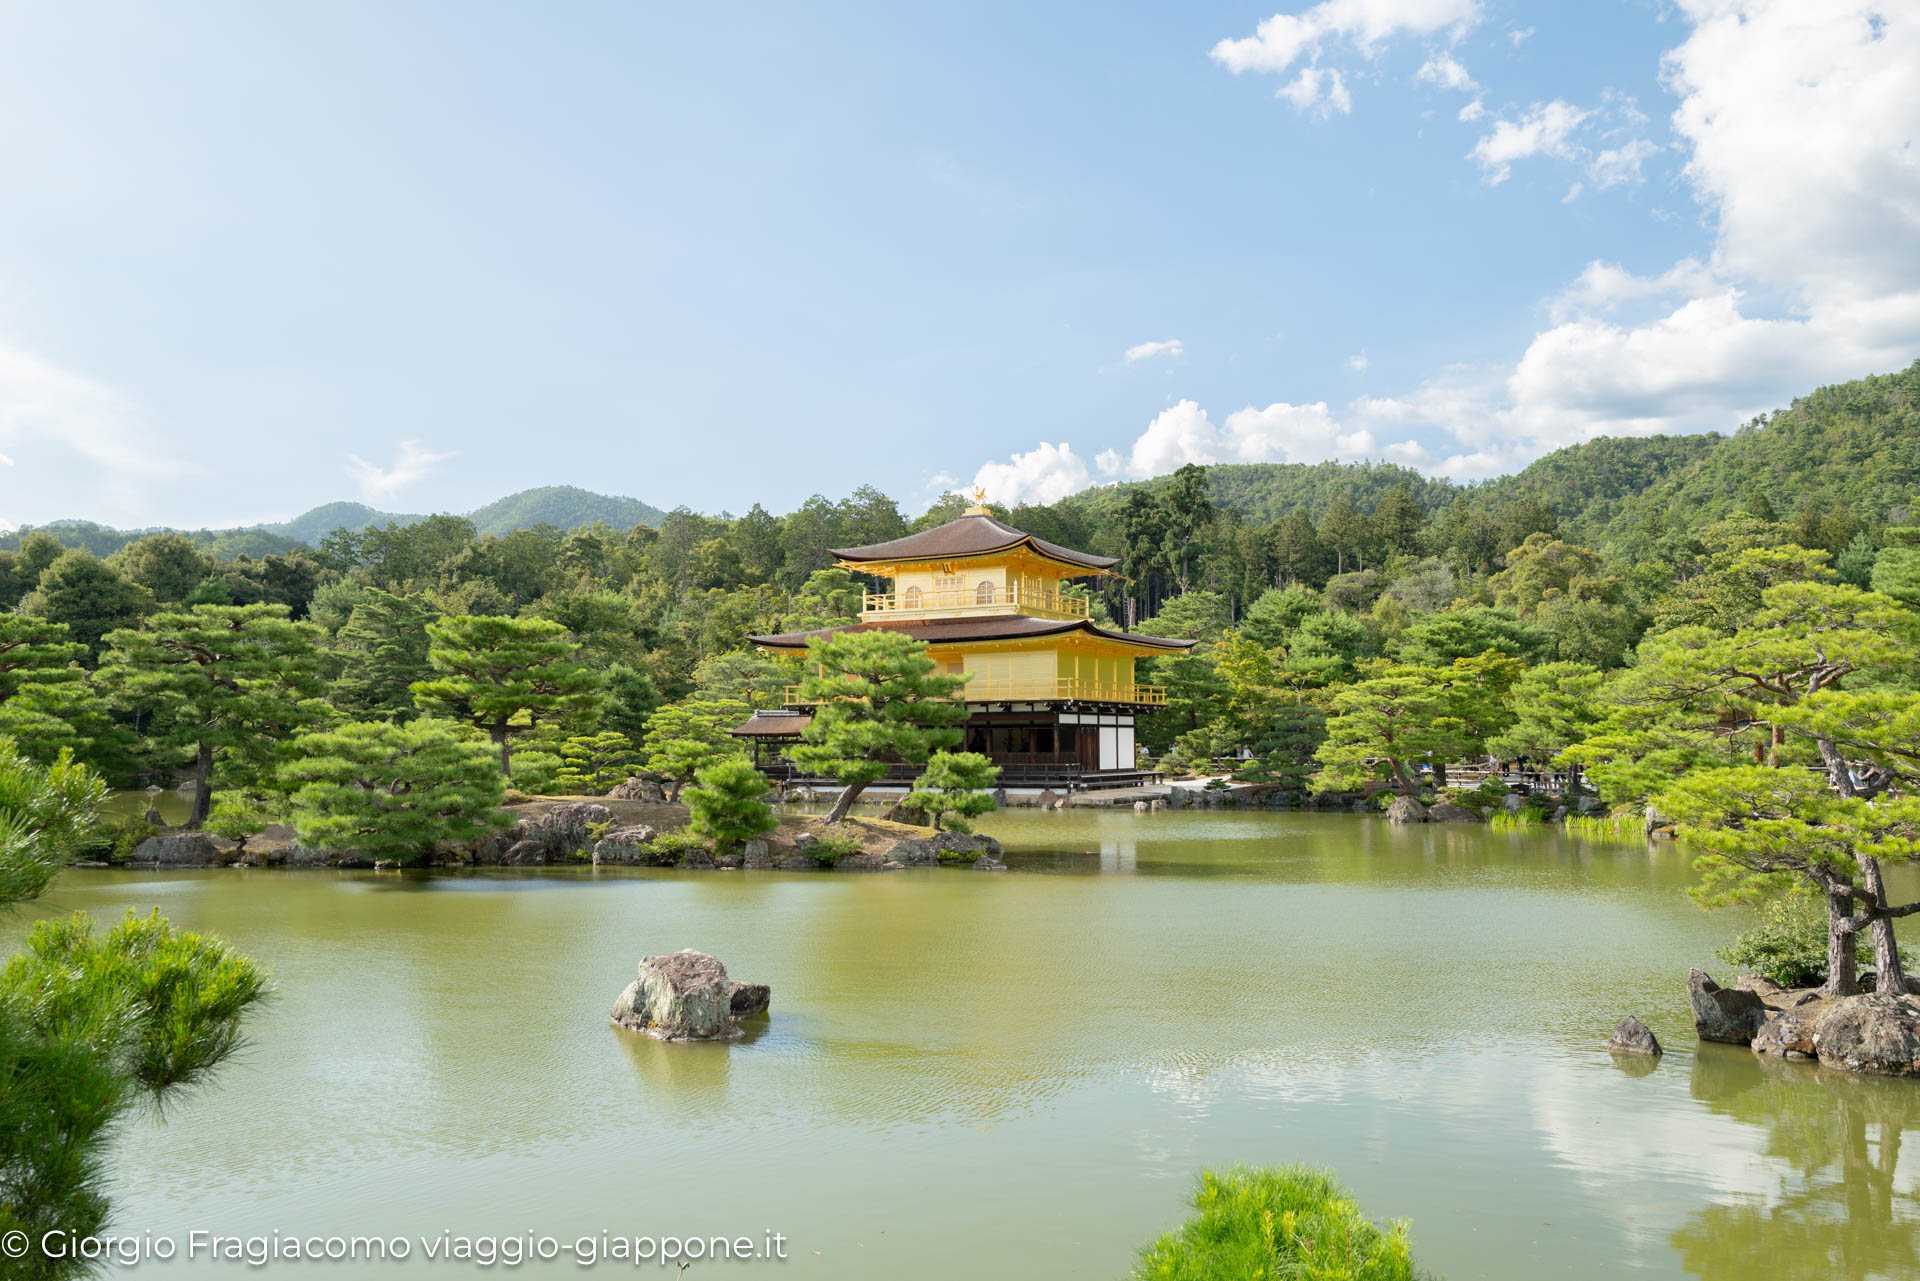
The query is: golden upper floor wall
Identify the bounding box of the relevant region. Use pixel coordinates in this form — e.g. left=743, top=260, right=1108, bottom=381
left=863, top=550, right=1090, bottom=621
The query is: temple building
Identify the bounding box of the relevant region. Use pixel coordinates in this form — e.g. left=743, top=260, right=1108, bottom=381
left=732, top=497, right=1195, bottom=790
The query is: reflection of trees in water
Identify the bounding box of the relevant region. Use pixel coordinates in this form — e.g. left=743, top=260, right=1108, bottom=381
left=1675, top=1046, right=1920, bottom=1279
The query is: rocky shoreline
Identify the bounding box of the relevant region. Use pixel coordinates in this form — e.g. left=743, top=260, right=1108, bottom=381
left=117, top=796, right=1007, bottom=873
left=1684, top=968, right=1920, bottom=1077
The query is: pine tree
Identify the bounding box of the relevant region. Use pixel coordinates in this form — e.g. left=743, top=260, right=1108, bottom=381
left=906, top=751, right=1001, bottom=832
left=685, top=756, right=777, bottom=851
left=552, top=731, right=639, bottom=794
left=100, top=604, right=329, bottom=826
left=639, top=699, right=750, bottom=801
left=409, top=615, right=606, bottom=778
left=332, top=588, right=437, bottom=721
left=788, top=631, right=968, bottom=823
left=0, top=740, right=266, bottom=1279
left=281, top=721, right=508, bottom=865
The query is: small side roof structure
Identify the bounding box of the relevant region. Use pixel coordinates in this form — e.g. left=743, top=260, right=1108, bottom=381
left=829, top=511, right=1119, bottom=574
left=729, top=710, right=813, bottom=737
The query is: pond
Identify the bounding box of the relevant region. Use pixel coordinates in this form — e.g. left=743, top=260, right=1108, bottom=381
left=16, top=809, right=1920, bottom=1278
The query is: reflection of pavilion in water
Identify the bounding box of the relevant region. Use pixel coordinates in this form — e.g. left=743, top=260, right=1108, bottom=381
left=1098, top=840, right=1136, bottom=874
left=1677, top=1046, right=1920, bottom=1279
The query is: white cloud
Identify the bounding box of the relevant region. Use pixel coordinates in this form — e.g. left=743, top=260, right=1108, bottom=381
left=1092, top=399, right=1383, bottom=482
left=1212, top=0, right=1482, bottom=112
left=1416, top=51, right=1478, bottom=93
left=1279, top=66, right=1352, bottom=117
left=1347, top=352, right=1370, bottom=372
left=1508, top=26, right=1534, bottom=46
left=345, top=439, right=456, bottom=503
left=969, top=441, right=1093, bottom=507
left=973, top=2, right=1920, bottom=500
left=1457, top=97, right=1484, bottom=122
left=1123, top=338, right=1185, bottom=363
left=1588, top=137, right=1661, bottom=190
left=1468, top=100, right=1590, bottom=184
left=0, top=341, right=181, bottom=518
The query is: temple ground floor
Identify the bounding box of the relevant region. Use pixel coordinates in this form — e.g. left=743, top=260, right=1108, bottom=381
left=733, top=702, right=1162, bottom=791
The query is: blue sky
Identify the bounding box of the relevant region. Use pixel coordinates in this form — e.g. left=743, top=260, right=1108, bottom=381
left=2, top=2, right=1915, bottom=529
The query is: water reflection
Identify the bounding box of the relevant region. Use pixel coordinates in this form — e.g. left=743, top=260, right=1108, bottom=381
left=1677, top=1046, right=1920, bottom=1279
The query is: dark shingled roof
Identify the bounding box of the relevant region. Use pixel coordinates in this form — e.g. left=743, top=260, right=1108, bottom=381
left=829, top=512, right=1119, bottom=572
left=747, top=615, right=1195, bottom=651
left=730, top=710, right=813, bottom=737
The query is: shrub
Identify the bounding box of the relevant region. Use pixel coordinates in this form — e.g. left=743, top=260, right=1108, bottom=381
left=802, top=827, right=864, bottom=866
left=1133, top=1165, right=1421, bottom=1281
left=1717, top=893, right=1860, bottom=988
left=1443, top=778, right=1508, bottom=810
left=644, top=831, right=711, bottom=864
left=685, top=757, right=776, bottom=851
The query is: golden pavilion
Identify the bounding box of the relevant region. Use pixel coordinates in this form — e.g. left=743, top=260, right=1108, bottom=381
left=733, top=496, right=1195, bottom=790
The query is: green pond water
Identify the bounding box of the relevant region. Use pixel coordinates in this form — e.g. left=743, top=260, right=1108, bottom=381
left=16, top=809, right=1920, bottom=1278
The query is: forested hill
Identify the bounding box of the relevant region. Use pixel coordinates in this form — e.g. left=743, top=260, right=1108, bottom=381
left=2, top=485, right=667, bottom=556
left=7, top=360, right=1917, bottom=563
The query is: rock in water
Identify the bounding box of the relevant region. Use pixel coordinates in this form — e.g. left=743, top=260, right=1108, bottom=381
left=592, top=824, right=661, bottom=865
left=729, top=981, right=771, bottom=1018
left=611, top=950, right=741, bottom=1041
left=1605, top=1016, right=1662, bottom=1056
left=1385, top=796, right=1427, bottom=823
left=1686, top=969, right=1770, bottom=1044
left=1426, top=802, right=1481, bottom=823
left=1811, top=993, right=1920, bottom=1075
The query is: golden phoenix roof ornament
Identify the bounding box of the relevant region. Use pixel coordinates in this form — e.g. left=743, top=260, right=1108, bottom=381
left=966, top=485, right=991, bottom=516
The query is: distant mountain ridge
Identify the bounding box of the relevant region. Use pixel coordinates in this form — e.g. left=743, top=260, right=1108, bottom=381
left=1, top=484, right=668, bottom=556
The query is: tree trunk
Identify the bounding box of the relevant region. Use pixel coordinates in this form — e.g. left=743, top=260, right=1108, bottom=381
left=188, top=740, right=213, bottom=829
left=1826, top=887, right=1861, bottom=995
left=1387, top=758, right=1414, bottom=795
left=1431, top=760, right=1448, bottom=790
left=1861, top=857, right=1910, bottom=995
left=827, top=779, right=871, bottom=823
left=491, top=726, right=512, bottom=779
left=1817, top=733, right=1857, bottom=799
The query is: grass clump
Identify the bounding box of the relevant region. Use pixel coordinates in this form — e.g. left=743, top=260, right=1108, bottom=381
left=1488, top=811, right=1543, bottom=832
left=802, top=827, right=865, bottom=866
left=1133, top=1165, right=1421, bottom=1281
left=1563, top=810, right=1643, bottom=842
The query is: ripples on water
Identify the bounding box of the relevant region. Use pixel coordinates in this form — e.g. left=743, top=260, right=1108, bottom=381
left=18, top=809, right=1920, bottom=1279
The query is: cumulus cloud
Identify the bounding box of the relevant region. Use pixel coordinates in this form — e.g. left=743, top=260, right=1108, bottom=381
left=1457, top=98, right=1484, bottom=122
left=1415, top=51, right=1478, bottom=93
left=1087, top=398, right=1383, bottom=481
left=1508, top=26, right=1534, bottom=46
left=1213, top=0, right=1481, bottom=112
left=345, top=439, right=457, bottom=503
left=1468, top=100, right=1591, bottom=184
left=1347, top=352, right=1370, bottom=372
left=1588, top=138, right=1662, bottom=190
left=1124, top=338, right=1185, bottom=363
left=969, top=441, right=1093, bottom=507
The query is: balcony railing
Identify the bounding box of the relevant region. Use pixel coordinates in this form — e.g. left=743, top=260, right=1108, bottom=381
left=862, top=585, right=1090, bottom=621
left=785, top=678, right=1165, bottom=707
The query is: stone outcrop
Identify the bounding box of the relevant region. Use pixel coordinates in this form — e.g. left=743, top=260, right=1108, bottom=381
left=1605, top=1016, right=1662, bottom=1056
left=1426, top=802, right=1481, bottom=823
left=1810, top=993, right=1920, bottom=1076
left=875, top=831, right=1004, bottom=868
left=592, top=824, right=663, bottom=866
left=1385, top=796, right=1427, bottom=823
left=610, top=950, right=742, bottom=1041
left=1687, top=969, right=1770, bottom=1044
left=130, top=833, right=225, bottom=867
left=606, top=777, right=667, bottom=802
left=479, top=802, right=613, bottom=864
left=973, top=855, right=1007, bottom=871
left=742, top=839, right=772, bottom=868
left=1752, top=995, right=1839, bottom=1059
left=728, top=981, right=771, bottom=1018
